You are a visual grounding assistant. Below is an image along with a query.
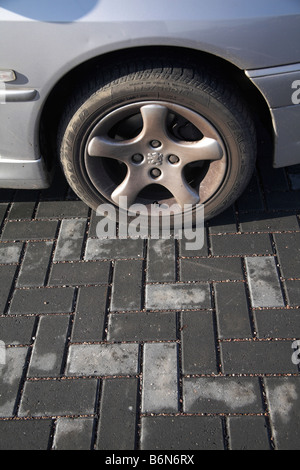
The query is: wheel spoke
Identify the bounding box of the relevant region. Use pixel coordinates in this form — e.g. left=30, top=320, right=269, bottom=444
left=175, top=137, right=223, bottom=163
left=140, top=104, right=169, bottom=141
left=163, top=172, right=200, bottom=207
left=111, top=168, right=148, bottom=207
left=87, top=136, right=137, bottom=162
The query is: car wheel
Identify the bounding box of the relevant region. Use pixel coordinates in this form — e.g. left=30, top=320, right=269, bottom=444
left=58, top=57, right=256, bottom=225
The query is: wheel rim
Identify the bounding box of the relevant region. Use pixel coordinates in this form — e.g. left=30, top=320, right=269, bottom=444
left=84, top=101, right=227, bottom=215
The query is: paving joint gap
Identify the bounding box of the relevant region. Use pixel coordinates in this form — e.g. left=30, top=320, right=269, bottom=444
left=241, top=256, right=258, bottom=338
left=210, top=282, right=223, bottom=374
left=13, top=316, right=40, bottom=417
left=60, top=311, right=75, bottom=376
left=135, top=344, right=144, bottom=451
left=31, top=192, right=42, bottom=220
left=222, top=416, right=230, bottom=450
left=44, top=220, right=61, bottom=286
left=140, top=238, right=148, bottom=311
left=0, top=201, right=13, bottom=237
left=91, top=378, right=102, bottom=450
left=3, top=241, right=27, bottom=314
left=176, top=311, right=184, bottom=413
left=102, top=261, right=114, bottom=341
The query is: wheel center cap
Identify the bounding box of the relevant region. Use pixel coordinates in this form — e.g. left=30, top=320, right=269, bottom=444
left=147, top=151, right=163, bottom=166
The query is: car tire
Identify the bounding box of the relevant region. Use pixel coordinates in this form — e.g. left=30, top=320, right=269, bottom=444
left=58, top=56, right=256, bottom=224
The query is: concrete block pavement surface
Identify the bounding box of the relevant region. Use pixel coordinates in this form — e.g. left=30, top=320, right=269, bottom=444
left=0, top=157, right=300, bottom=450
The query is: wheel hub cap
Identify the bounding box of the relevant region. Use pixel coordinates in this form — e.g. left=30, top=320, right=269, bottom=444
left=85, top=101, right=227, bottom=214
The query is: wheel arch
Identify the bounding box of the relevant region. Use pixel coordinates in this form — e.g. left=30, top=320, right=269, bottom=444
left=39, top=45, right=274, bottom=171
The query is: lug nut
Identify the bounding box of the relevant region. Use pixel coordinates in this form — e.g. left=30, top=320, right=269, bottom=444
left=131, top=154, right=143, bottom=163
left=150, top=168, right=161, bottom=178
left=150, top=140, right=161, bottom=148
left=168, top=154, right=180, bottom=164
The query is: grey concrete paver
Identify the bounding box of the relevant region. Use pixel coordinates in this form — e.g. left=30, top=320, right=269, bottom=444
left=53, top=417, right=94, bottom=450
left=245, top=256, right=285, bottom=308
left=145, top=282, right=211, bottom=310
left=142, top=343, right=178, bottom=413
left=183, top=376, right=264, bottom=414
left=264, top=376, right=300, bottom=450
left=66, top=343, right=139, bottom=376
left=54, top=218, right=86, bottom=261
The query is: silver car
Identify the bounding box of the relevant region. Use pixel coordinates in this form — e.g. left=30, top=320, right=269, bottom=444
left=1, top=0, right=300, bottom=223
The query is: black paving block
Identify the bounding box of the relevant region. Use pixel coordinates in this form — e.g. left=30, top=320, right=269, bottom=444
left=17, top=241, right=53, bottom=287
left=36, top=200, right=89, bottom=219
left=96, top=378, right=138, bottom=450
left=220, top=340, right=298, bottom=375
left=181, top=311, right=218, bottom=375
left=107, top=311, right=177, bottom=342
left=0, top=419, right=53, bottom=450
left=254, top=308, right=300, bottom=339
left=179, top=232, right=209, bottom=256
left=285, top=280, right=300, bottom=306
left=18, top=378, right=98, bottom=417
left=274, top=232, right=300, bottom=279
left=0, top=264, right=18, bottom=313
left=239, top=212, right=299, bottom=233
left=49, top=261, right=110, bottom=286
left=0, top=315, right=35, bottom=345
left=28, top=315, right=70, bottom=377
left=210, top=233, right=273, bottom=256
left=8, top=202, right=36, bottom=220
left=71, top=285, right=108, bottom=342
left=1, top=220, right=58, bottom=241
left=0, top=203, right=8, bottom=226
left=180, top=257, right=243, bottom=281
left=228, top=416, right=271, bottom=450
left=110, top=259, right=143, bottom=311
left=214, top=282, right=252, bottom=339
left=141, top=416, right=224, bottom=450
left=9, top=287, right=75, bottom=314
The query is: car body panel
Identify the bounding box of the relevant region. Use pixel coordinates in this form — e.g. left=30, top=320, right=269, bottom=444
left=0, top=0, right=300, bottom=188
left=247, top=63, right=300, bottom=167
left=0, top=158, right=51, bottom=189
